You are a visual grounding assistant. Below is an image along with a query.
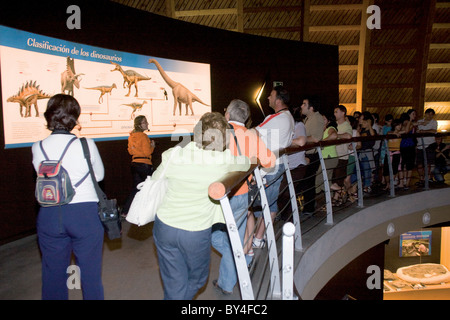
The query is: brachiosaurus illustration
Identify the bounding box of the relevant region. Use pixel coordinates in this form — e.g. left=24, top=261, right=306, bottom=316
left=84, top=83, right=117, bottom=104
left=122, top=101, right=147, bottom=119
left=110, top=61, right=151, bottom=97
left=148, top=59, right=209, bottom=116
left=7, top=81, right=51, bottom=117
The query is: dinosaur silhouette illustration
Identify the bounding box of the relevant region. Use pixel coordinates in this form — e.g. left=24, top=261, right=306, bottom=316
left=148, top=59, right=209, bottom=116
left=61, top=57, right=84, bottom=96
left=84, top=84, right=117, bottom=103
left=7, top=81, right=51, bottom=117
left=110, top=61, right=151, bottom=97
left=122, top=101, right=147, bottom=119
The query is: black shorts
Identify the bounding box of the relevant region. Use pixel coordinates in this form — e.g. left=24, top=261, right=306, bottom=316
left=416, top=148, right=436, bottom=166
left=400, top=146, right=416, bottom=171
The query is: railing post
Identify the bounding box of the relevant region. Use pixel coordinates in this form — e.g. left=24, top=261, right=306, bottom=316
left=281, top=154, right=303, bottom=251
left=219, top=196, right=254, bottom=300
left=253, top=167, right=281, bottom=298
left=383, top=139, right=395, bottom=197
left=351, top=142, right=364, bottom=208
left=317, top=146, right=333, bottom=225
left=282, top=222, right=297, bottom=300
left=420, top=137, right=430, bottom=190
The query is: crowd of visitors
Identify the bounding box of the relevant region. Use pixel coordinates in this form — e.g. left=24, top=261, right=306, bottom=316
left=32, top=89, right=448, bottom=300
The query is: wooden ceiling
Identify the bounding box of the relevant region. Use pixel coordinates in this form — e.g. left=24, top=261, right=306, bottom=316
left=111, top=0, right=450, bottom=130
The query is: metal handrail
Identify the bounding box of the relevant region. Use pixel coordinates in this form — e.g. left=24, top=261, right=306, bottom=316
left=210, top=132, right=449, bottom=201
left=208, top=131, right=450, bottom=300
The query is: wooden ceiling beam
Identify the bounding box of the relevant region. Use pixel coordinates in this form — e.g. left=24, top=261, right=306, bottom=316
left=300, top=0, right=310, bottom=42
left=237, top=0, right=244, bottom=33
left=370, top=1, right=426, bottom=9
left=367, top=83, right=414, bottom=89
left=370, top=44, right=417, bottom=50
left=174, top=8, right=238, bottom=17
left=310, top=4, right=363, bottom=11
left=339, top=45, right=359, bottom=51
left=428, top=63, right=450, bottom=69
left=339, top=84, right=357, bottom=90
left=426, top=83, right=450, bottom=88
left=365, top=102, right=414, bottom=108
left=381, top=24, right=420, bottom=30
left=245, top=27, right=301, bottom=34
left=339, top=65, right=358, bottom=71
left=413, top=0, right=436, bottom=117
left=357, top=0, right=372, bottom=112
left=430, top=43, right=450, bottom=49
left=243, top=6, right=302, bottom=13
left=433, top=23, right=450, bottom=29
left=368, top=63, right=416, bottom=70
left=436, top=2, right=450, bottom=8
left=165, top=0, right=175, bottom=18
left=309, top=25, right=361, bottom=32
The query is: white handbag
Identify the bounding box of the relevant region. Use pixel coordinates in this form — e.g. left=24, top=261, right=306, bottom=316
left=126, top=146, right=180, bottom=226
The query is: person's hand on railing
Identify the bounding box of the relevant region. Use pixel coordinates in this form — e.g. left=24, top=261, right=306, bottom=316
left=292, top=136, right=306, bottom=147
left=249, top=156, right=259, bottom=166
left=338, top=132, right=352, bottom=140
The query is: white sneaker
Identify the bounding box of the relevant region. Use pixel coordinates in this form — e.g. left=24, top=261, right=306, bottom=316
left=252, top=238, right=265, bottom=249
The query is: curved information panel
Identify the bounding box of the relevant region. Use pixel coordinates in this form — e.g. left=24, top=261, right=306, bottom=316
left=0, top=25, right=211, bottom=148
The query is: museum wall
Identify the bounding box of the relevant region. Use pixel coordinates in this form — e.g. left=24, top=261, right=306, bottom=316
left=315, top=242, right=385, bottom=300
left=0, top=0, right=338, bottom=244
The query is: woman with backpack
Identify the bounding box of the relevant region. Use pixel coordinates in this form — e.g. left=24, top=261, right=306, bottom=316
left=32, top=94, right=105, bottom=300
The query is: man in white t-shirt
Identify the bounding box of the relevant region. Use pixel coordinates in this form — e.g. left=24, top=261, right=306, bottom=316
left=416, top=108, right=438, bottom=183
left=256, top=90, right=294, bottom=173
left=301, top=96, right=324, bottom=214
left=253, top=85, right=294, bottom=248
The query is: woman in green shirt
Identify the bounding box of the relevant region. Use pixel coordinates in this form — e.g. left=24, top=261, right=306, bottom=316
left=152, top=112, right=250, bottom=300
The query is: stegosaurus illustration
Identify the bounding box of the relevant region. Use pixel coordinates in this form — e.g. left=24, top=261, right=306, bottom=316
left=7, top=81, right=51, bottom=117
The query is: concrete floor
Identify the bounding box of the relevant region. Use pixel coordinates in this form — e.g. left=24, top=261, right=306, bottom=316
left=0, top=220, right=238, bottom=300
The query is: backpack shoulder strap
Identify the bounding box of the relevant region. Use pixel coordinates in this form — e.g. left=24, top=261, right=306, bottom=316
left=74, top=172, right=90, bottom=188
left=80, top=137, right=107, bottom=205
left=39, top=140, right=49, bottom=161
left=39, top=136, right=78, bottom=161
left=72, top=137, right=89, bottom=188
left=59, top=136, right=78, bottom=161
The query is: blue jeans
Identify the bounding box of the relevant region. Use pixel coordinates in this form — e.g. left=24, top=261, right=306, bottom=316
left=153, top=216, right=211, bottom=300
left=211, top=193, right=251, bottom=293
left=37, top=202, right=104, bottom=300
left=254, top=163, right=285, bottom=217
left=433, top=164, right=450, bottom=182
left=359, top=152, right=372, bottom=188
